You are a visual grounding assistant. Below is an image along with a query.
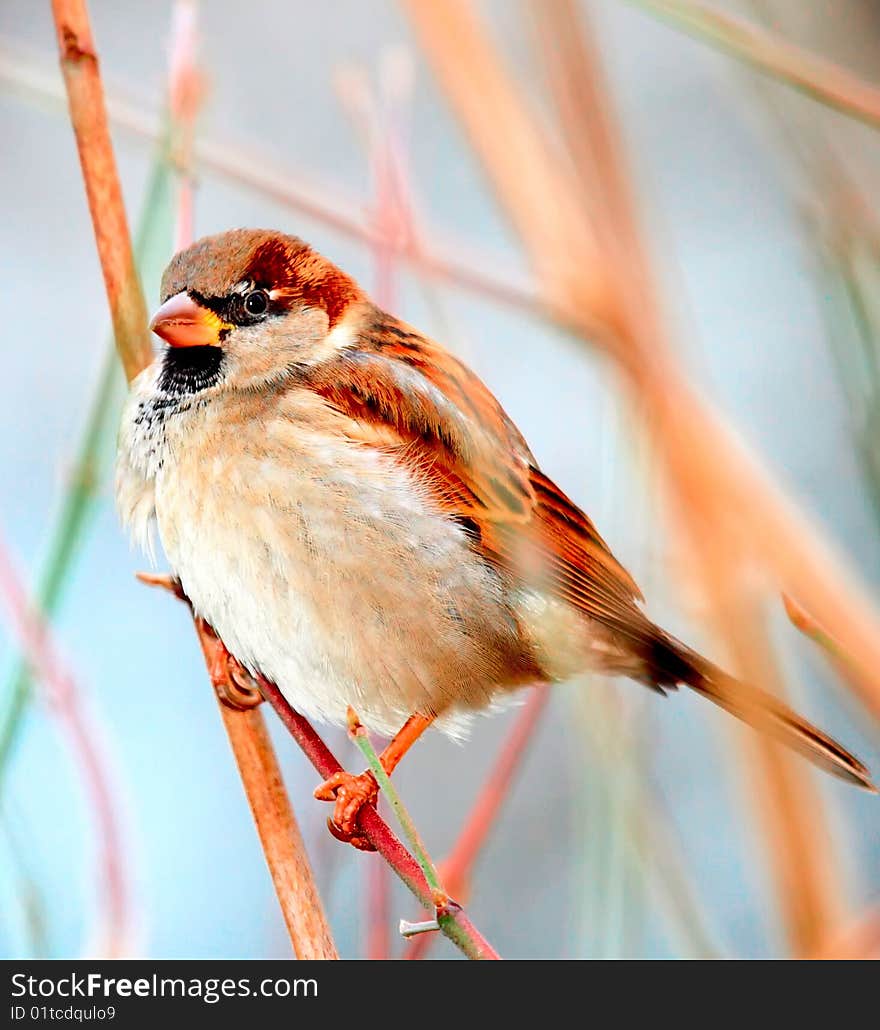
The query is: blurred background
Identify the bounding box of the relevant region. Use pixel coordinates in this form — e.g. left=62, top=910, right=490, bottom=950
left=1, top=0, right=879, bottom=959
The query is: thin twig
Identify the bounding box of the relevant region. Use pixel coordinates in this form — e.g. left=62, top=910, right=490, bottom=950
left=399, top=917, right=440, bottom=938
left=348, top=708, right=444, bottom=898
left=166, top=0, right=203, bottom=252
left=52, top=0, right=338, bottom=961
left=783, top=594, right=851, bottom=667
left=782, top=593, right=879, bottom=717
left=255, top=676, right=501, bottom=960
left=625, top=0, right=880, bottom=131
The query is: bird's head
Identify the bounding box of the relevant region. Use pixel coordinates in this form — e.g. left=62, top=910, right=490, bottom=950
left=150, top=228, right=363, bottom=395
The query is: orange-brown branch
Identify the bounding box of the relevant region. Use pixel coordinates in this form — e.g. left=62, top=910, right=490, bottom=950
left=50, top=0, right=153, bottom=382
left=191, top=619, right=337, bottom=959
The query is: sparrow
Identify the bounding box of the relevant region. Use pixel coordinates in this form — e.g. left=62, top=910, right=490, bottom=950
left=117, top=228, right=874, bottom=847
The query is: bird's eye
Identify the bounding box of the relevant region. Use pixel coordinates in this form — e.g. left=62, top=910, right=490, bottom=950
left=243, top=289, right=269, bottom=317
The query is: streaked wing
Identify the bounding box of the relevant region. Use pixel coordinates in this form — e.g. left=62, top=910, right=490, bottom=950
left=301, top=308, right=644, bottom=630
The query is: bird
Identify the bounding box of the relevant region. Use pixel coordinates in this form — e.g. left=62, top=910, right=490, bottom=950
left=117, top=227, right=875, bottom=848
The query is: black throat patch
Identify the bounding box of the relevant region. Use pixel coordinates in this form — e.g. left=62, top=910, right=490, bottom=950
left=157, top=346, right=225, bottom=397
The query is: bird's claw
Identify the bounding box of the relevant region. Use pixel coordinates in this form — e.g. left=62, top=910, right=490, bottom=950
left=196, top=617, right=263, bottom=711
left=314, top=770, right=379, bottom=851
left=217, top=656, right=263, bottom=710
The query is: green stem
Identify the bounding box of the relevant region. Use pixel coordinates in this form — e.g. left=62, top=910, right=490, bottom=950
left=572, top=686, right=725, bottom=958
left=349, top=715, right=444, bottom=897
left=0, top=812, right=49, bottom=957
left=813, top=248, right=880, bottom=524
left=0, top=347, right=116, bottom=777
left=625, top=0, right=880, bottom=131
left=0, top=147, right=173, bottom=783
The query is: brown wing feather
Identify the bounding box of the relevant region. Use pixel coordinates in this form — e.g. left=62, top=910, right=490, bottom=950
left=301, top=306, right=644, bottom=632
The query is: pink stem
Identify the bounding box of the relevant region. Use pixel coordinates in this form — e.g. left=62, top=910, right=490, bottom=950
left=0, top=531, right=132, bottom=955
left=356, top=69, right=417, bottom=959
left=167, top=0, right=201, bottom=253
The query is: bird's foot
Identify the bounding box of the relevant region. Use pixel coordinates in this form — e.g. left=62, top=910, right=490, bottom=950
left=196, top=617, right=263, bottom=711
left=222, top=655, right=264, bottom=710
left=314, top=770, right=379, bottom=851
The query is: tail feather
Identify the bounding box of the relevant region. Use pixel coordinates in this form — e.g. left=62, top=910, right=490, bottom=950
left=644, top=630, right=876, bottom=792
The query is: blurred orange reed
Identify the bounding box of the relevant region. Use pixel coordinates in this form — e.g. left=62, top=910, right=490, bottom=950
left=403, top=0, right=880, bottom=956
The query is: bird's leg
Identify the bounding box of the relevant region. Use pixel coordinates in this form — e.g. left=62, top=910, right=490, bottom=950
left=315, top=712, right=435, bottom=850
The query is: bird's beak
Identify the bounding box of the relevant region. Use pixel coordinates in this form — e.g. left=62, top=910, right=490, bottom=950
left=149, top=292, right=228, bottom=348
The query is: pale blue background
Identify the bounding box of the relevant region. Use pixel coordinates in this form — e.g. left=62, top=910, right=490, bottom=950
left=1, top=0, right=878, bottom=958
